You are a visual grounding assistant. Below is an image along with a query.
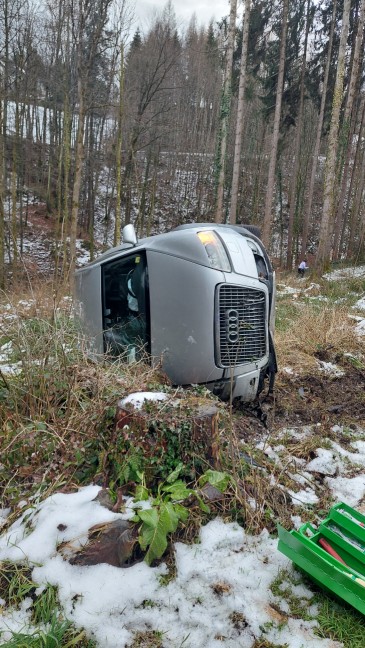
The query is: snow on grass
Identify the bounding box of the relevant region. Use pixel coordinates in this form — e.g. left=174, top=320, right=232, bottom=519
left=119, top=392, right=168, bottom=410
left=0, top=341, right=13, bottom=361
left=75, top=239, right=91, bottom=267
left=323, top=265, right=365, bottom=281
left=306, top=448, right=339, bottom=475
left=3, top=421, right=364, bottom=647
left=348, top=314, right=365, bottom=336
left=355, top=318, right=365, bottom=336
left=0, top=487, right=340, bottom=648
left=0, top=341, right=22, bottom=375
left=282, top=366, right=294, bottom=374
left=0, top=508, right=11, bottom=530
left=317, top=360, right=345, bottom=377
left=353, top=295, right=365, bottom=311
left=287, top=487, right=319, bottom=506
left=0, top=362, right=22, bottom=375
left=325, top=475, right=365, bottom=508
left=276, top=284, right=299, bottom=296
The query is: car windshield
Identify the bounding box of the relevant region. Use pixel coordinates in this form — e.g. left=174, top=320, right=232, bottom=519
left=102, top=252, right=149, bottom=361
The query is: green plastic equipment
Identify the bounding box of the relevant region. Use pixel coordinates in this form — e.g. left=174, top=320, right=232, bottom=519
left=278, top=502, right=365, bottom=615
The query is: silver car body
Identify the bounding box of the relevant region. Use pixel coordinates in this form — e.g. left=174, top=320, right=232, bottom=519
left=74, top=223, right=277, bottom=402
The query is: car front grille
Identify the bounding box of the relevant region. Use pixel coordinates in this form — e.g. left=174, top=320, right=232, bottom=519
left=217, top=284, right=267, bottom=367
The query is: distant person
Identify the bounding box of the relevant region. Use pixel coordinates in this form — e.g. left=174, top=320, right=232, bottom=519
left=298, top=259, right=308, bottom=277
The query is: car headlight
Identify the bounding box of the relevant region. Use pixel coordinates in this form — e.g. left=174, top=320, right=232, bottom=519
left=197, top=231, right=231, bottom=271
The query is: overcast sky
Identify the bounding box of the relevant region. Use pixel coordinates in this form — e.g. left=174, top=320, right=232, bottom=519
left=133, top=0, right=230, bottom=32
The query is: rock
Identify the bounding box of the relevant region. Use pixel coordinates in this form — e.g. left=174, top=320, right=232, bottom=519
left=92, top=488, right=115, bottom=511
left=68, top=520, right=138, bottom=567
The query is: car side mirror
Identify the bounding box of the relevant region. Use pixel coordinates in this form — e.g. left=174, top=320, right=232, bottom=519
left=122, top=224, right=137, bottom=246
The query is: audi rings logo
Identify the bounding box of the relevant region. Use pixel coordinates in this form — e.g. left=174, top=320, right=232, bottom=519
left=225, top=308, right=239, bottom=343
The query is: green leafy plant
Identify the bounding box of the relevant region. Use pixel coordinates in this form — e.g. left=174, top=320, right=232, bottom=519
left=132, top=469, right=191, bottom=565
left=132, top=467, right=232, bottom=565
left=198, top=469, right=231, bottom=492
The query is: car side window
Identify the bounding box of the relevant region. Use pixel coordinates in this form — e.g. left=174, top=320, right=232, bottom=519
left=102, top=252, right=149, bottom=360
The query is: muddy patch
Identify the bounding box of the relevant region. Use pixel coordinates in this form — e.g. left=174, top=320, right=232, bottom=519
left=272, top=366, right=365, bottom=428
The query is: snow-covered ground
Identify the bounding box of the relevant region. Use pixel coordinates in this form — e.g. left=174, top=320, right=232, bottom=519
left=1, top=417, right=365, bottom=647
left=0, top=478, right=351, bottom=648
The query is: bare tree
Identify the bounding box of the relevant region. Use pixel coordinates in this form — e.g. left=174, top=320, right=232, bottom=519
left=229, top=0, right=251, bottom=225
left=286, top=0, right=311, bottom=268
left=215, top=0, right=237, bottom=223
left=262, top=0, right=289, bottom=249
left=69, top=0, right=115, bottom=274
left=114, top=42, right=124, bottom=246
left=123, top=8, right=181, bottom=228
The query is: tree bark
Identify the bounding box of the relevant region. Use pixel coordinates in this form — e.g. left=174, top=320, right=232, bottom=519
left=286, top=0, right=310, bottom=269
left=215, top=0, right=237, bottom=223
left=70, top=81, right=85, bottom=275
left=301, top=0, right=337, bottom=258
left=114, top=43, right=124, bottom=246
left=332, top=0, right=365, bottom=259
left=316, top=0, right=351, bottom=269
left=262, top=0, right=289, bottom=249
left=339, top=96, right=365, bottom=257
left=230, top=0, right=251, bottom=225
left=0, top=100, right=4, bottom=289
left=346, top=117, right=365, bottom=259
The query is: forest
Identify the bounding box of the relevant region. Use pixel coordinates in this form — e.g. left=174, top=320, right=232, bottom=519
left=1, top=0, right=365, bottom=287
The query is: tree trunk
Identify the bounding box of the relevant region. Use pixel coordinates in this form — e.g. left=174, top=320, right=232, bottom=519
left=346, top=123, right=365, bottom=259
left=70, top=83, right=85, bottom=275
left=316, top=0, right=351, bottom=269
left=262, top=0, right=289, bottom=249
left=230, top=0, right=251, bottom=225
left=114, top=43, right=124, bottom=246
left=339, top=96, right=365, bottom=257
left=0, top=100, right=4, bottom=289
left=11, top=101, right=20, bottom=271
left=215, top=0, right=237, bottom=223
left=301, top=0, right=337, bottom=258
left=286, top=0, right=310, bottom=269
left=332, top=0, right=365, bottom=259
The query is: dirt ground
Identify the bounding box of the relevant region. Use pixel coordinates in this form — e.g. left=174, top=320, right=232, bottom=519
left=235, top=364, right=365, bottom=451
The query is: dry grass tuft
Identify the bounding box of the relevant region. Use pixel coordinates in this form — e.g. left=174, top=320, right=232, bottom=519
left=276, top=302, right=362, bottom=372
left=0, top=289, right=173, bottom=512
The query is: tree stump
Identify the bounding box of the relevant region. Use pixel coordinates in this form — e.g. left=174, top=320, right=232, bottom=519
left=115, top=394, right=221, bottom=472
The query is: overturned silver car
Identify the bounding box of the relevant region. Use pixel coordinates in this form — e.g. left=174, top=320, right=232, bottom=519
left=74, top=223, right=277, bottom=402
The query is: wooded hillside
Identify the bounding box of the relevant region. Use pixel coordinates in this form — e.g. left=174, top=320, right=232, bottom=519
left=1, top=0, right=365, bottom=286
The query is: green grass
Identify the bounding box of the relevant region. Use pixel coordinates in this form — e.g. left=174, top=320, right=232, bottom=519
left=1, top=619, right=96, bottom=648
left=320, top=275, right=365, bottom=303
left=270, top=568, right=365, bottom=648
left=0, top=562, right=36, bottom=607
left=315, top=591, right=365, bottom=647
left=270, top=568, right=315, bottom=621
left=274, top=300, right=300, bottom=332
left=0, top=575, right=96, bottom=648
left=128, top=629, right=166, bottom=648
